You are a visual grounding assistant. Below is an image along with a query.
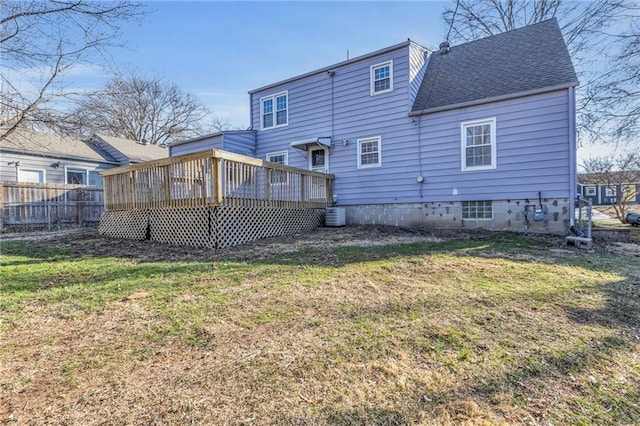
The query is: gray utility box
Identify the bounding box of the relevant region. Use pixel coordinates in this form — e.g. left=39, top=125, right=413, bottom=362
left=325, top=207, right=346, bottom=227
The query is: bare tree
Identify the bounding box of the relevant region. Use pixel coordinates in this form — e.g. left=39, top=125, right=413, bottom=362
left=586, top=11, right=640, bottom=143
left=442, top=0, right=634, bottom=144
left=61, top=74, right=209, bottom=145
left=0, top=1, right=145, bottom=142
left=203, top=115, right=246, bottom=133
left=581, top=151, right=640, bottom=223
left=208, top=116, right=233, bottom=133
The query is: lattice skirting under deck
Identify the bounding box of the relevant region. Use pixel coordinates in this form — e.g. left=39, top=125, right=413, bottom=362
left=99, top=210, right=149, bottom=240
left=99, top=206, right=325, bottom=249
left=214, top=206, right=325, bottom=249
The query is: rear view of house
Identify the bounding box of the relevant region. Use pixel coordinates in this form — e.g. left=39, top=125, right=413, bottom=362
left=172, top=19, right=578, bottom=234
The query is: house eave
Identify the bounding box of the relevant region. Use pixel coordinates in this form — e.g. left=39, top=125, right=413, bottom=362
left=249, top=41, right=423, bottom=95
left=409, top=82, right=579, bottom=117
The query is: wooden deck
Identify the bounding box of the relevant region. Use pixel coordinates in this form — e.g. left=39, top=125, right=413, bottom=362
left=99, top=149, right=334, bottom=248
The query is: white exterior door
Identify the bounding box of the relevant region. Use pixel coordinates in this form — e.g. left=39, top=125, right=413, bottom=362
left=309, top=147, right=328, bottom=173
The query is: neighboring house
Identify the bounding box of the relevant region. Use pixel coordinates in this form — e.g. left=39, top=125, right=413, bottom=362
left=578, top=172, right=640, bottom=206
left=171, top=19, right=579, bottom=234
left=1, top=129, right=168, bottom=187
left=86, top=134, right=169, bottom=165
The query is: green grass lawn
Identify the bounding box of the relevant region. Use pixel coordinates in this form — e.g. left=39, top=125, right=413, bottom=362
left=1, top=229, right=639, bottom=425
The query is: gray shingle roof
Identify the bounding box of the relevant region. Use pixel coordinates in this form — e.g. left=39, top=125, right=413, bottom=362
left=411, top=18, right=578, bottom=114
left=93, top=134, right=168, bottom=163
left=0, top=129, right=113, bottom=162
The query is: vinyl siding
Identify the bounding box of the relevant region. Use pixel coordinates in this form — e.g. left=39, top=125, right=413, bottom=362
left=416, top=89, right=572, bottom=202
left=222, top=131, right=256, bottom=157
left=251, top=44, right=420, bottom=205
left=0, top=151, right=114, bottom=185
left=169, top=132, right=256, bottom=157
left=408, top=43, right=429, bottom=108
left=169, top=134, right=224, bottom=156
left=252, top=71, right=571, bottom=205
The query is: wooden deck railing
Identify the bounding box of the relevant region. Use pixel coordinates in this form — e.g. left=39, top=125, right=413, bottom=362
left=101, top=149, right=334, bottom=211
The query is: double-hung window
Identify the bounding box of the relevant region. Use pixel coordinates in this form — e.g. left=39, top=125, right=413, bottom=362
left=370, top=61, right=393, bottom=95
left=585, top=186, right=596, bottom=196
left=357, top=136, right=382, bottom=169
left=261, top=92, right=288, bottom=130
left=461, top=118, right=496, bottom=171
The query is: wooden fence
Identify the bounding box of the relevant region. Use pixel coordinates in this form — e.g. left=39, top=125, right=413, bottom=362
left=99, top=149, right=334, bottom=248
left=0, top=182, right=104, bottom=232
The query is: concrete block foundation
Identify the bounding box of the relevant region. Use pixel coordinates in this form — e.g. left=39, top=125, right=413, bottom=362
left=344, top=198, right=571, bottom=235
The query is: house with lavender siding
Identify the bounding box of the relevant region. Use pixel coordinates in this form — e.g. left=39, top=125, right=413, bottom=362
left=170, top=19, right=579, bottom=234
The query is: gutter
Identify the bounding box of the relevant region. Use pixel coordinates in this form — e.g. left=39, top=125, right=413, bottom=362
left=409, top=82, right=579, bottom=116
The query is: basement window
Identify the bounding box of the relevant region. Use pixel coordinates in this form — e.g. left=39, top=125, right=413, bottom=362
left=462, top=201, right=493, bottom=220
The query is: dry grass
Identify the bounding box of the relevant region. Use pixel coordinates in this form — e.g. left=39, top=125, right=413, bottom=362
left=1, top=227, right=639, bottom=425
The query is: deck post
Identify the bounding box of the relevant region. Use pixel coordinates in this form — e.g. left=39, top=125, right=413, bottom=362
left=212, top=157, right=223, bottom=205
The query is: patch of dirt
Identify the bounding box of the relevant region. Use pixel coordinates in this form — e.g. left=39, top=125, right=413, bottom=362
left=8, top=223, right=635, bottom=262
left=1, top=226, right=571, bottom=264
left=0, top=228, right=93, bottom=242
left=607, top=242, right=640, bottom=257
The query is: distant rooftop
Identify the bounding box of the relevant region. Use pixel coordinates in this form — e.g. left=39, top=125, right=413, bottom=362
left=0, top=129, right=114, bottom=163
left=93, top=134, right=168, bottom=163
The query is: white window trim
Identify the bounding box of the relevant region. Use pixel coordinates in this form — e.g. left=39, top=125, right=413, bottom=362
left=462, top=200, right=494, bottom=220
left=260, top=91, right=289, bottom=130
left=357, top=136, right=382, bottom=169
left=265, top=151, right=288, bottom=165
left=605, top=187, right=616, bottom=197
left=585, top=186, right=596, bottom=196
left=17, top=167, right=46, bottom=183
left=64, top=166, right=89, bottom=185
left=370, top=60, right=394, bottom=96
left=461, top=117, right=497, bottom=171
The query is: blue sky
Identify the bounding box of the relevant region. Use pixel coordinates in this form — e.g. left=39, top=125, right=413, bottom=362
left=73, top=1, right=447, bottom=128
left=66, top=0, right=617, bottom=164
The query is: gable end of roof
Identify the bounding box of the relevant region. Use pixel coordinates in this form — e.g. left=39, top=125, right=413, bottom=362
left=411, top=18, right=579, bottom=114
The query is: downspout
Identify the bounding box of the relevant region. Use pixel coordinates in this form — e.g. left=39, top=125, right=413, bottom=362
left=249, top=92, right=253, bottom=130
left=330, top=71, right=335, bottom=143
left=249, top=92, right=257, bottom=155
left=568, top=86, right=577, bottom=227
left=417, top=114, right=423, bottom=198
